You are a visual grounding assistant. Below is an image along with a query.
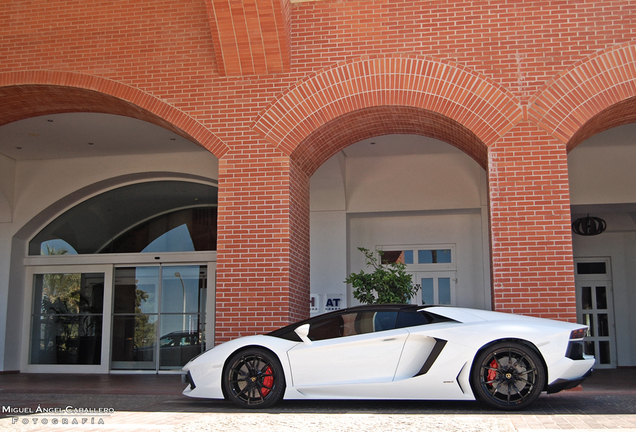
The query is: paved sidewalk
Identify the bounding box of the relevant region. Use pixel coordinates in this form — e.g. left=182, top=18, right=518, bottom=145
left=0, top=369, right=635, bottom=431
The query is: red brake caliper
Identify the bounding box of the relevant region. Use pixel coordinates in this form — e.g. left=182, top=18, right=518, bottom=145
left=487, top=359, right=498, bottom=385
left=261, top=366, right=273, bottom=396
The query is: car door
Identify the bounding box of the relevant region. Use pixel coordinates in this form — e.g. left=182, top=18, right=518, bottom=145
left=286, top=310, right=409, bottom=387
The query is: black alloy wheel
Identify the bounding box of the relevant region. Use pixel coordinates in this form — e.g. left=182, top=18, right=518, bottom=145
left=222, top=348, right=286, bottom=408
left=471, top=341, right=545, bottom=410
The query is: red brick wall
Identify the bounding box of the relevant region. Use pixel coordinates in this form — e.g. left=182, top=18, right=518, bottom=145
left=2, top=1, right=636, bottom=337
left=489, top=123, right=576, bottom=320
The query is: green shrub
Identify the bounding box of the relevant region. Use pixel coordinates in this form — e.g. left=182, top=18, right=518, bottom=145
left=345, top=247, right=416, bottom=304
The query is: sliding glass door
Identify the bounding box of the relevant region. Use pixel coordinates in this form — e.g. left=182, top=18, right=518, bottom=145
left=24, top=259, right=213, bottom=373
left=110, top=265, right=207, bottom=371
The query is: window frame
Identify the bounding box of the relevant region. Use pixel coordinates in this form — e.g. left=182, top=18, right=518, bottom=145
left=376, top=244, right=456, bottom=271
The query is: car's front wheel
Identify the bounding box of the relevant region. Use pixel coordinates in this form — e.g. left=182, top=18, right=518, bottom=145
left=222, top=348, right=286, bottom=408
left=471, top=341, right=545, bottom=410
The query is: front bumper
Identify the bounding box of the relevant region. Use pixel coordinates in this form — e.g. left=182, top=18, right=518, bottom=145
left=183, top=370, right=196, bottom=390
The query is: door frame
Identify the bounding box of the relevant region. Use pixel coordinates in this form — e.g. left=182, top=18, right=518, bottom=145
left=574, top=257, right=617, bottom=369
left=409, top=271, right=458, bottom=306
left=21, top=264, right=114, bottom=373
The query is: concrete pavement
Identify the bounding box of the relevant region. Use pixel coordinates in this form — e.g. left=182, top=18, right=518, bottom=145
left=0, top=369, right=635, bottom=431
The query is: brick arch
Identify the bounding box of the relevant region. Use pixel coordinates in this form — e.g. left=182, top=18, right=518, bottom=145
left=0, top=71, right=228, bottom=157
left=529, top=43, right=636, bottom=150
left=567, top=96, right=636, bottom=151
left=293, top=106, right=487, bottom=175
left=253, top=55, right=522, bottom=171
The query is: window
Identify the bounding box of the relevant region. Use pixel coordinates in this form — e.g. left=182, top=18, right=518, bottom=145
left=378, top=245, right=455, bottom=267
left=30, top=181, right=217, bottom=255
left=395, top=310, right=431, bottom=328
left=577, top=262, right=607, bottom=275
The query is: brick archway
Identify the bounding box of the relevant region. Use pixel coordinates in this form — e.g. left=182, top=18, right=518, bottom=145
left=0, top=71, right=228, bottom=157
left=529, top=43, right=636, bottom=150
left=253, top=55, right=522, bottom=172
left=292, top=105, right=487, bottom=175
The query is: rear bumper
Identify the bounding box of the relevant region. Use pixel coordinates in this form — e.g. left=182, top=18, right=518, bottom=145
left=546, top=368, right=592, bottom=394
left=546, top=352, right=595, bottom=394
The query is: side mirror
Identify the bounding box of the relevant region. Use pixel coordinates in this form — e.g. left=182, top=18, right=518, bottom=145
left=294, top=323, right=312, bottom=345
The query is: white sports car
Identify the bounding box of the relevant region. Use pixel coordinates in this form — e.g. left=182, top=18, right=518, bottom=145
left=182, top=304, right=595, bottom=410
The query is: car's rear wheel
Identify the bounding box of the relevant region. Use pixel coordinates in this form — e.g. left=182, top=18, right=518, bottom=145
left=471, top=341, right=545, bottom=410
left=222, top=348, right=286, bottom=408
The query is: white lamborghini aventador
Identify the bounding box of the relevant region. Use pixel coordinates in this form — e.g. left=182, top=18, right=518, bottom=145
left=182, top=304, right=595, bottom=410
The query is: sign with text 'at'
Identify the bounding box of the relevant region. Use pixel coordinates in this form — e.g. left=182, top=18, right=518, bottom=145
left=309, top=293, right=345, bottom=316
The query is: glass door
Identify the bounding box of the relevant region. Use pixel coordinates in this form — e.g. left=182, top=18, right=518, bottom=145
left=410, top=272, right=457, bottom=305
left=23, top=265, right=113, bottom=373
left=574, top=258, right=617, bottom=368
left=111, top=264, right=208, bottom=371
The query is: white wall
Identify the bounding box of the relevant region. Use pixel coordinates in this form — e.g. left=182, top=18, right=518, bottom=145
left=13, top=152, right=218, bottom=225
left=348, top=210, right=488, bottom=308
left=345, top=152, right=482, bottom=212
left=569, top=124, right=636, bottom=205
left=0, top=154, right=15, bottom=223
left=310, top=136, right=489, bottom=312
left=0, top=154, right=15, bottom=369
left=0, top=150, right=218, bottom=370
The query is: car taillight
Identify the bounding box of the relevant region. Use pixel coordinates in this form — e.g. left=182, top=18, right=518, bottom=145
left=570, top=328, right=587, bottom=339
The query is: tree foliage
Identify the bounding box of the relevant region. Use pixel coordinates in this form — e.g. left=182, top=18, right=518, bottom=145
left=345, top=247, right=416, bottom=304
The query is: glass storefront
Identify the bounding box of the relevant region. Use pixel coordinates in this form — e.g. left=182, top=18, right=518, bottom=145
left=24, top=180, right=217, bottom=373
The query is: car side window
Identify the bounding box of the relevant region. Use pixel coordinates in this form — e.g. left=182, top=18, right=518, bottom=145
left=307, top=314, right=344, bottom=341
left=373, top=311, right=398, bottom=331
left=308, top=311, right=400, bottom=340
left=396, top=310, right=432, bottom=328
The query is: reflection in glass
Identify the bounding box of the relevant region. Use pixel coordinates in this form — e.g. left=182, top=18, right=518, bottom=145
left=599, top=341, right=611, bottom=364
left=157, top=319, right=202, bottom=369
left=596, top=286, right=608, bottom=309
left=583, top=314, right=594, bottom=337
left=597, top=314, right=609, bottom=337
left=581, top=286, right=592, bottom=310
left=403, top=250, right=413, bottom=264
left=113, top=267, right=158, bottom=314
left=418, top=249, right=452, bottom=264
left=30, top=273, right=104, bottom=365
left=585, top=341, right=595, bottom=357
left=111, top=265, right=206, bottom=370
left=438, top=278, right=451, bottom=305
left=29, top=181, right=218, bottom=255
left=111, top=267, right=160, bottom=369
left=421, top=278, right=434, bottom=305
left=162, top=267, right=201, bottom=315
left=111, top=315, right=158, bottom=369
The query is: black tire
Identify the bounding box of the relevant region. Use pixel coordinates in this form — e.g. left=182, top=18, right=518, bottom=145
left=471, top=341, right=546, bottom=411
left=222, top=348, right=286, bottom=408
